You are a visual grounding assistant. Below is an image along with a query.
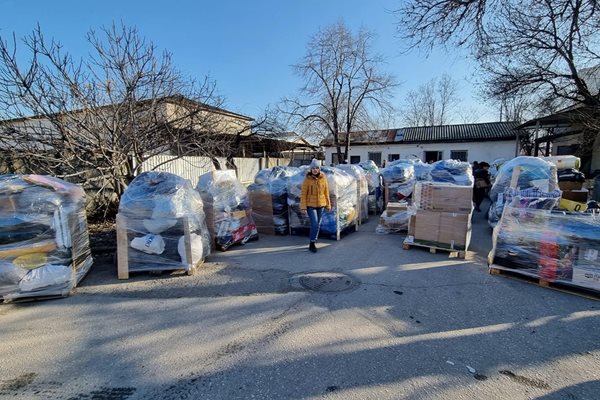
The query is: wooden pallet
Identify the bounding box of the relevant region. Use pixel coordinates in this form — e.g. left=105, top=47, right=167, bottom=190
left=402, top=239, right=466, bottom=258
left=489, top=265, right=600, bottom=301
left=116, top=214, right=201, bottom=280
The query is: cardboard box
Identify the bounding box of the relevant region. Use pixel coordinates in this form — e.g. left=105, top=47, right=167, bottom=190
left=558, top=181, right=583, bottom=191
left=386, top=201, right=408, bottom=213
left=248, top=191, right=276, bottom=235
left=562, top=189, right=589, bottom=203
left=572, top=266, right=600, bottom=291
left=413, top=210, right=472, bottom=250
left=414, top=182, right=473, bottom=213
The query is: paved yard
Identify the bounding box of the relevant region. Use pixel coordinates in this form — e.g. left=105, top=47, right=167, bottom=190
left=1, top=206, right=599, bottom=399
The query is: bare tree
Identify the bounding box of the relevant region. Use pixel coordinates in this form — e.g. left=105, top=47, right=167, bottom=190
left=280, top=21, right=397, bottom=164
left=395, top=0, right=600, bottom=153
left=0, top=23, right=234, bottom=217
left=402, top=73, right=459, bottom=126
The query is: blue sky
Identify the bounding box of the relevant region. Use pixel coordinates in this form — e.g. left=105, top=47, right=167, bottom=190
left=0, top=0, right=496, bottom=125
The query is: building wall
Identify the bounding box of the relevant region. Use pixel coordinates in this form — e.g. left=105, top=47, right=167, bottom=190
left=323, top=140, right=517, bottom=166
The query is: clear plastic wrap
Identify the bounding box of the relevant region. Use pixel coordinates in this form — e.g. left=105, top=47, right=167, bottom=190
left=0, top=174, right=93, bottom=302
left=488, top=156, right=559, bottom=227
left=248, top=166, right=300, bottom=234
left=357, top=161, right=382, bottom=213
left=196, top=170, right=257, bottom=250
left=336, top=164, right=369, bottom=222
left=118, top=171, right=211, bottom=273
left=288, top=167, right=358, bottom=237
left=430, top=160, right=473, bottom=186
left=489, top=158, right=508, bottom=182
left=381, top=159, right=416, bottom=203
left=413, top=160, right=433, bottom=181
left=489, top=200, right=600, bottom=292
left=376, top=206, right=413, bottom=234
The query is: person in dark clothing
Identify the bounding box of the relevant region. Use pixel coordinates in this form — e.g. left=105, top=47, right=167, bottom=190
left=473, top=162, right=490, bottom=211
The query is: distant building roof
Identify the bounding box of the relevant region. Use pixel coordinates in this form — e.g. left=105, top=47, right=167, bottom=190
left=320, top=121, right=520, bottom=146
left=0, top=94, right=254, bottom=124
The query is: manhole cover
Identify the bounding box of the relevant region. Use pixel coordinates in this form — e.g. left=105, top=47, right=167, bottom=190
left=295, top=272, right=358, bottom=292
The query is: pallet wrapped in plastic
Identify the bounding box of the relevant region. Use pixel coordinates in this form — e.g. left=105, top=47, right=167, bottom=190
left=381, top=159, right=416, bottom=203
left=488, top=156, right=559, bottom=227
left=376, top=206, right=413, bottom=234
left=288, top=167, right=358, bottom=238
left=117, top=171, right=211, bottom=275
left=197, top=170, right=258, bottom=251
left=0, top=174, right=93, bottom=302
left=337, top=164, right=369, bottom=222
left=357, top=160, right=382, bottom=213
left=489, top=196, right=600, bottom=292
left=430, top=160, right=473, bottom=186
left=247, top=166, right=299, bottom=235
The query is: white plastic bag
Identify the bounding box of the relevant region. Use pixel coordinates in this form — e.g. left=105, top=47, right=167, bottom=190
left=130, top=234, right=166, bottom=255
left=19, top=264, right=73, bottom=292
left=142, top=218, right=177, bottom=234
left=178, top=234, right=204, bottom=266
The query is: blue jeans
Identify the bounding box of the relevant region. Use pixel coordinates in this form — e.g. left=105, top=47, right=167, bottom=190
left=307, top=207, right=324, bottom=242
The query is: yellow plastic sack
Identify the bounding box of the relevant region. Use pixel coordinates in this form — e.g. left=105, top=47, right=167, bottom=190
left=13, top=253, right=48, bottom=269
left=559, top=198, right=588, bottom=212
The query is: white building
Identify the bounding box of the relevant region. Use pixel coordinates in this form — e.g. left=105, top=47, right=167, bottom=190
left=321, top=121, right=520, bottom=166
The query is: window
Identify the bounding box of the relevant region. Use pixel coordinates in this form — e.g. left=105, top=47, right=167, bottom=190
left=388, top=154, right=400, bottom=162
left=424, top=151, right=443, bottom=163
left=350, top=155, right=361, bottom=164
left=556, top=145, right=579, bottom=155
left=368, top=152, right=382, bottom=167
left=332, top=153, right=341, bottom=165
left=450, top=150, right=468, bottom=162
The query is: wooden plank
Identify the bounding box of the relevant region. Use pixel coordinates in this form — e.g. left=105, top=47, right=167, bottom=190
left=116, top=214, right=129, bottom=280
left=183, top=216, right=194, bottom=275
left=509, top=166, right=521, bottom=189
left=402, top=239, right=466, bottom=258
left=489, top=265, right=600, bottom=301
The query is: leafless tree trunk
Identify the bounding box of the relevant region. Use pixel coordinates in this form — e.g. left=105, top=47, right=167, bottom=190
left=0, top=23, right=228, bottom=218
left=280, top=21, right=397, bottom=164
left=402, top=74, right=459, bottom=126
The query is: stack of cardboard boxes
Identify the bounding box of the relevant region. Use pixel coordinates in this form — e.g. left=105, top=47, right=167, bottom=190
left=406, top=182, right=473, bottom=251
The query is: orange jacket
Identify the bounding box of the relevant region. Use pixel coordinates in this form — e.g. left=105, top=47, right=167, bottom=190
left=300, top=172, right=331, bottom=210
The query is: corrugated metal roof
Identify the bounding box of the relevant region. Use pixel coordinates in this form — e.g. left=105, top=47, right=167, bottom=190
left=401, top=121, right=519, bottom=142
left=319, top=121, right=519, bottom=146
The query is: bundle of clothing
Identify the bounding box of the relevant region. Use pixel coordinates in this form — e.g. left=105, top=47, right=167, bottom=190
left=197, top=170, right=258, bottom=251
left=118, top=171, right=211, bottom=272
left=430, top=160, right=473, bottom=186
left=0, top=175, right=93, bottom=302
left=247, top=166, right=299, bottom=234
left=413, top=160, right=433, bottom=181
left=380, top=159, right=416, bottom=202
left=488, top=156, right=559, bottom=227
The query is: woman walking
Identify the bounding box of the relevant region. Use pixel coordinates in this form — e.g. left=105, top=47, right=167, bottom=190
left=300, top=159, right=332, bottom=253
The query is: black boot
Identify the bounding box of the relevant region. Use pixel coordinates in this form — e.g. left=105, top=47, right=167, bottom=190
left=309, top=241, right=317, bottom=253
